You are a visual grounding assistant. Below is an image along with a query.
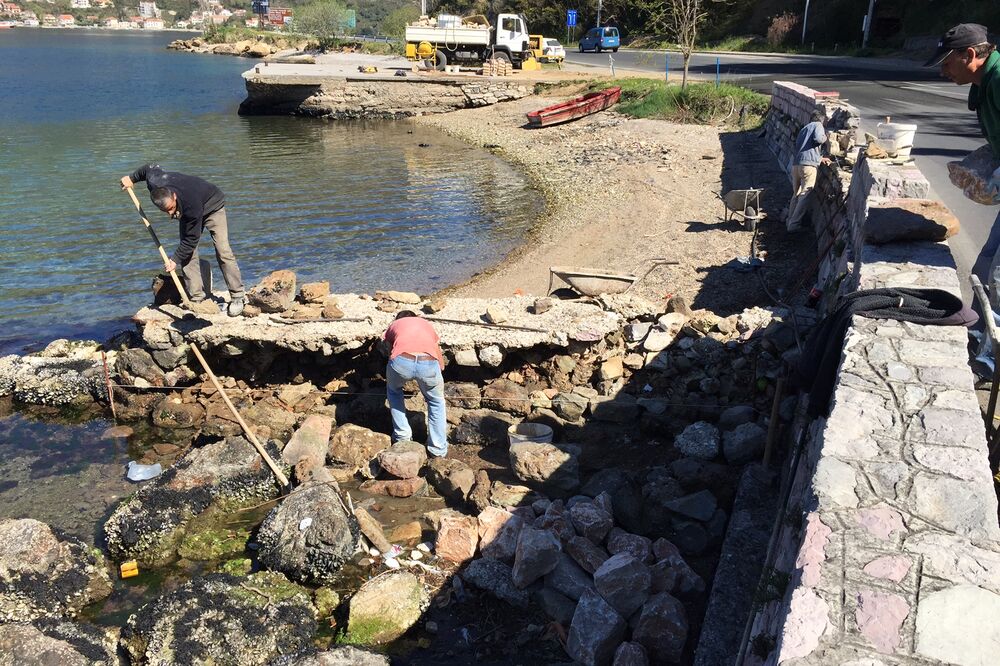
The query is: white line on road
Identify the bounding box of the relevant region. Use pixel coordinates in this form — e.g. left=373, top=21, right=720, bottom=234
left=899, top=83, right=968, bottom=100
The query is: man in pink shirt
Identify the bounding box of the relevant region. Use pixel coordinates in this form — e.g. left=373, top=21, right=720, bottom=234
left=382, top=311, right=448, bottom=458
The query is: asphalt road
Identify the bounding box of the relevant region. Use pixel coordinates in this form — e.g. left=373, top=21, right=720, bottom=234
left=565, top=49, right=1000, bottom=295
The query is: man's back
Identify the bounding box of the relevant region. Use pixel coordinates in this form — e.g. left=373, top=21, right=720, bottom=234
left=794, top=121, right=826, bottom=167
left=131, top=164, right=225, bottom=214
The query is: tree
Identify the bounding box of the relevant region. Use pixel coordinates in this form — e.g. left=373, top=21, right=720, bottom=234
left=380, top=4, right=420, bottom=38
left=294, top=0, right=352, bottom=43
left=668, top=0, right=706, bottom=88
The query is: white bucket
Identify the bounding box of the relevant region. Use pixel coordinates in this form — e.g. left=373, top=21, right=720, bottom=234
left=507, top=423, right=554, bottom=446
left=876, top=122, right=917, bottom=158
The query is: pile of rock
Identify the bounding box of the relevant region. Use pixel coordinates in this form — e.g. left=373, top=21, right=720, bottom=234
left=167, top=37, right=304, bottom=58
left=434, top=492, right=704, bottom=665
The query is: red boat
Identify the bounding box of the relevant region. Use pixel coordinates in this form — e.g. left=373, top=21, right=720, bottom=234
left=526, top=86, right=622, bottom=128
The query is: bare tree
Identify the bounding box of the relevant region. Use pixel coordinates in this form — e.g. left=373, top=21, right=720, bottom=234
left=668, top=0, right=706, bottom=88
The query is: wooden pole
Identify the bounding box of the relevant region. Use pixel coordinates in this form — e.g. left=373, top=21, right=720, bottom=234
left=101, top=350, right=117, bottom=421
left=763, top=376, right=785, bottom=468
left=189, top=344, right=290, bottom=489
left=124, top=186, right=192, bottom=307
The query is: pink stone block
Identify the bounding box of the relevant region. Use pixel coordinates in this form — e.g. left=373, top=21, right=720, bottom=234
left=863, top=555, right=911, bottom=583
left=794, top=513, right=832, bottom=588
left=855, top=505, right=906, bottom=540
left=855, top=588, right=909, bottom=653
left=777, top=588, right=831, bottom=661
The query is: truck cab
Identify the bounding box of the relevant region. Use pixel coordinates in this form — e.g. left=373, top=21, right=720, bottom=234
left=493, top=13, right=530, bottom=62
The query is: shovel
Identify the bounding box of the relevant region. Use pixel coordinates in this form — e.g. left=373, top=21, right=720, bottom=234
left=124, top=186, right=193, bottom=308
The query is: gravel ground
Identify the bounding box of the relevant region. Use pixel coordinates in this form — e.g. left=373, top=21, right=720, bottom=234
left=419, top=90, right=816, bottom=316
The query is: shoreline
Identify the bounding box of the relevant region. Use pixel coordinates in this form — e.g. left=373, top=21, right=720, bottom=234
left=418, top=90, right=805, bottom=315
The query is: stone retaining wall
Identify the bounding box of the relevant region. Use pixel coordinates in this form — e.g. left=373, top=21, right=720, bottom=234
left=239, top=71, right=531, bottom=118
left=745, top=84, right=1000, bottom=664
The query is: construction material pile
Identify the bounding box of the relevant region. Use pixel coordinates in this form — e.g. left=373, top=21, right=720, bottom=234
left=409, top=14, right=490, bottom=28
left=482, top=58, right=513, bottom=77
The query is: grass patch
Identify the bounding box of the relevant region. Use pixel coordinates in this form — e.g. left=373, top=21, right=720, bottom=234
left=627, top=34, right=897, bottom=58
left=589, top=78, right=768, bottom=127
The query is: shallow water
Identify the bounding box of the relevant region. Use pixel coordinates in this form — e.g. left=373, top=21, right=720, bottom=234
left=0, top=28, right=540, bottom=353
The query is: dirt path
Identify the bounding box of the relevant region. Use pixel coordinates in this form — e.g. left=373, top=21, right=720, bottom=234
left=419, top=90, right=813, bottom=315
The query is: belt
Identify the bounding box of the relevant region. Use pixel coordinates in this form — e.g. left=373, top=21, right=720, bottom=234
left=399, top=352, right=436, bottom=361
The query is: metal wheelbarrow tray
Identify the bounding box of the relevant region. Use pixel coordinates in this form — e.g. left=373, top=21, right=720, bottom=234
left=547, top=266, right=638, bottom=296
left=721, top=188, right=765, bottom=229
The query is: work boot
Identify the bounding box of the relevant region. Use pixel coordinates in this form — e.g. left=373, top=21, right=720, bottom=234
left=227, top=296, right=245, bottom=317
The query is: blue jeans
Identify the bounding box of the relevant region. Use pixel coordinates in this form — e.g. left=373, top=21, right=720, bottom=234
left=386, top=355, right=448, bottom=457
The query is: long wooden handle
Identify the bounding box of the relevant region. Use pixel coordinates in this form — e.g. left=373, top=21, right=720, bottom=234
left=124, top=186, right=192, bottom=307
left=190, top=344, right=290, bottom=489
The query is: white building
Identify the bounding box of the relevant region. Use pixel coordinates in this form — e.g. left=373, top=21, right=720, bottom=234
left=138, top=1, right=159, bottom=18
left=69, top=0, right=89, bottom=8
left=142, top=17, right=163, bottom=29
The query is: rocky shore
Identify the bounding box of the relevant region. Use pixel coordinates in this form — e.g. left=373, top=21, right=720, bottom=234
left=0, top=264, right=811, bottom=663
left=168, top=36, right=312, bottom=58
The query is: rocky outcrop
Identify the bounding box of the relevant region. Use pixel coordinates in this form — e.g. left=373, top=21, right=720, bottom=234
left=103, top=436, right=284, bottom=563
left=0, top=348, right=104, bottom=406
left=256, top=481, right=359, bottom=583
left=347, top=571, right=428, bottom=644
left=270, top=646, right=390, bottom=666
left=121, top=572, right=316, bottom=666
left=0, top=620, right=118, bottom=665
left=0, top=519, right=112, bottom=623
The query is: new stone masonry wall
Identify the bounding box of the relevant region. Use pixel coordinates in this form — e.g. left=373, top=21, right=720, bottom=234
left=745, top=83, right=1000, bottom=664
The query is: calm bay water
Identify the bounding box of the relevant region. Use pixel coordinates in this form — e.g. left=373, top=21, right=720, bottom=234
left=0, top=29, right=540, bottom=352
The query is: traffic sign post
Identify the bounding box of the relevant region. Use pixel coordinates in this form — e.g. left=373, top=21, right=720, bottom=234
left=567, top=9, right=576, bottom=47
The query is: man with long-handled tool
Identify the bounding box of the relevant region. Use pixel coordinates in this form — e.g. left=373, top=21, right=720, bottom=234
left=120, top=164, right=246, bottom=316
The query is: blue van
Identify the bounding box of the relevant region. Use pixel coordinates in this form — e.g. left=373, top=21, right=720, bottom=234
left=578, top=26, right=620, bottom=53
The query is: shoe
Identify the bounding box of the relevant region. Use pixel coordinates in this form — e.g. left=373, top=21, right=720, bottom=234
left=227, top=296, right=245, bottom=317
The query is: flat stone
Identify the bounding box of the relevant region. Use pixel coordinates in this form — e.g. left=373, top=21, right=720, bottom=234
left=328, top=424, right=390, bottom=476
left=248, top=269, right=296, bottom=312
left=795, top=513, right=832, bottom=587
left=281, top=415, right=333, bottom=471
left=377, top=442, right=426, bottom=480
left=566, top=535, right=611, bottom=575
left=354, top=507, right=392, bottom=555
left=536, top=587, right=576, bottom=626
left=903, top=532, right=1000, bottom=594
left=569, top=501, right=614, bottom=544
left=358, top=477, right=425, bottom=498
left=813, top=457, right=859, bottom=508
left=532, top=297, right=553, bottom=315
left=552, top=391, right=589, bottom=421
left=600, top=357, right=625, bottom=381
left=633, top=592, right=688, bottom=665
left=375, top=290, right=421, bottom=304
left=512, top=526, right=562, bottom=589
left=477, top=507, right=524, bottom=562
left=545, top=553, right=595, bottom=601
left=594, top=553, right=652, bottom=618
left=348, top=571, right=427, bottom=644
left=916, top=584, right=1000, bottom=665
left=674, top=421, right=720, bottom=460
left=462, top=558, right=529, bottom=607
left=298, top=281, right=329, bottom=303
left=776, top=588, right=830, bottom=662
left=508, top=441, right=581, bottom=494
left=855, top=505, right=906, bottom=541
left=425, top=457, right=475, bottom=502
left=482, top=379, right=531, bottom=415
left=435, top=511, right=479, bottom=563
left=855, top=588, right=908, bottom=653
left=567, top=589, right=627, bottom=666
left=489, top=481, right=538, bottom=509
left=862, top=554, right=911, bottom=583
left=664, top=490, right=717, bottom=522
left=909, top=473, right=1000, bottom=540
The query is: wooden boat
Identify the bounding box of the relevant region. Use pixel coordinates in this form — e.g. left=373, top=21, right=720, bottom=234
left=526, top=86, right=622, bottom=128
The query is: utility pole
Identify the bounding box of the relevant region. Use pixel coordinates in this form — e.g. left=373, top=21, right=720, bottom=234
left=862, top=0, right=876, bottom=48
left=596, top=0, right=602, bottom=27
left=801, top=0, right=811, bottom=45
left=420, top=0, right=426, bottom=16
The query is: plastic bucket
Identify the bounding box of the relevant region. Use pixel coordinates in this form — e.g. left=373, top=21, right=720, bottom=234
left=507, top=423, right=554, bottom=446
left=876, top=122, right=917, bottom=158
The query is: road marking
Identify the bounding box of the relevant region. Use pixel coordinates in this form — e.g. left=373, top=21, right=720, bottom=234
left=899, top=83, right=967, bottom=100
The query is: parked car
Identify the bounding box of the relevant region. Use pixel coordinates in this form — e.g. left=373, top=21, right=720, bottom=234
left=541, top=38, right=566, bottom=62
left=578, top=26, right=620, bottom=53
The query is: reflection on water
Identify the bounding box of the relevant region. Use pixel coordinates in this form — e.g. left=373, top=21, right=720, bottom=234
left=0, top=29, right=541, bottom=351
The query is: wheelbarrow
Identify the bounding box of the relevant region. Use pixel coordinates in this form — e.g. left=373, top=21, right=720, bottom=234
left=548, top=259, right=678, bottom=297
left=721, top=188, right=765, bottom=230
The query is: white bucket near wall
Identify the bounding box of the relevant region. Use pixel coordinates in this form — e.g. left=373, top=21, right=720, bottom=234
left=876, top=122, right=917, bottom=158
left=507, top=423, right=553, bottom=446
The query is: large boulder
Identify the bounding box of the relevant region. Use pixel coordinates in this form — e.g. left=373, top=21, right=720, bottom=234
left=247, top=270, right=297, bottom=313
left=508, top=442, right=580, bottom=494
left=722, top=423, right=766, bottom=465
left=121, top=572, right=317, bottom=665
left=594, top=553, right=652, bottom=618
left=477, top=507, right=524, bottom=562
left=482, top=379, right=531, bottom=416
left=103, top=436, right=283, bottom=563
left=0, top=353, right=103, bottom=406
left=673, top=422, right=719, bottom=460
left=512, top=527, right=561, bottom=589
left=633, top=593, right=688, bottom=664
left=327, top=424, right=390, bottom=477
left=426, top=457, right=475, bottom=502
left=569, top=501, right=614, bottom=544
left=461, top=558, right=529, bottom=607
left=282, top=415, right=333, bottom=472
left=377, top=440, right=427, bottom=480
left=0, top=519, right=112, bottom=622
left=566, top=535, right=610, bottom=575
left=545, top=553, right=595, bottom=601
left=452, top=409, right=518, bottom=446
left=435, top=511, right=479, bottom=564
left=271, top=646, right=390, bottom=666
left=347, top=571, right=428, bottom=644
left=567, top=589, right=627, bottom=666
left=256, top=482, right=359, bottom=583
left=0, top=620, right=118, bottom=665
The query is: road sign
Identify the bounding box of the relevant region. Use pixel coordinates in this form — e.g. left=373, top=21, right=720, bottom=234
left=567, top=10, right=577, bottom=27
left=252, top=0, right=269, bottom=14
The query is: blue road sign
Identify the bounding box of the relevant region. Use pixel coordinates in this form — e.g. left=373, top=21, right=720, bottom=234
left=567, top=10, right=577, bottom=27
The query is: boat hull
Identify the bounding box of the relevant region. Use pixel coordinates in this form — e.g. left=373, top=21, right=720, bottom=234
left=526, top=87, right=621, bottom=128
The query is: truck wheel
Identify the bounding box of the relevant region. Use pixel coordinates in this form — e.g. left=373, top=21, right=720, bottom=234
left=433, top=49, right=447, bottom=71
left=612, top=47, right=619, bottom=52
left=578, top=44, right=584, bottom=53
left=493, top=50, right=511, bottom=64
left=595, top=45, right=602, bottom=53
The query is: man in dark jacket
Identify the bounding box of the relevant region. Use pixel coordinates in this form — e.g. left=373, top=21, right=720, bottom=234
left=121, top=164, right=245, bottom=316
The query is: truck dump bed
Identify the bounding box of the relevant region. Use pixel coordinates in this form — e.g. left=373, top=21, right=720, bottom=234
left=405, top=14, right=492, bottom=46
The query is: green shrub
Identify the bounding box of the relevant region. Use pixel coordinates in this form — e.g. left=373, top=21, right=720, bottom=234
left=589, top=78, right=768, bottom=127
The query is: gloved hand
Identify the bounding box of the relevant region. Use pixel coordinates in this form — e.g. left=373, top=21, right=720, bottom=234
left=988, top=166, right=1000, bottom=203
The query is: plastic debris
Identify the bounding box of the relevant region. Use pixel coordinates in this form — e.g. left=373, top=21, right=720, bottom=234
left=298, top=517, right=313, bottom=531
left=126, top=461, right=162, bottom=482
left=368, top=547, right=381, bottom=557
left=410, top=550, right=423, bottom=560
left=416, top=542, right=432, bottom=553
left=384, top=557, right=401, bottom=570
left=382, top=544, right=403, bottom=559
left=120, top=560, right=139, bottom=578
